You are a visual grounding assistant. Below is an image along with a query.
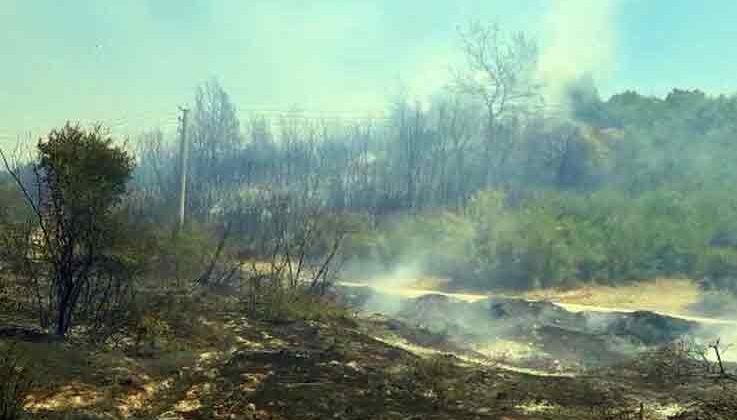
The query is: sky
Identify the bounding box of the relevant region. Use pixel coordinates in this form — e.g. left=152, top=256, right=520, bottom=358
left=2, top=0, right=737, bottom=145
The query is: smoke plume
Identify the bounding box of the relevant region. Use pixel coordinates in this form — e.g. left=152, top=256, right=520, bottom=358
left=538, top=0, right=616, bottom=107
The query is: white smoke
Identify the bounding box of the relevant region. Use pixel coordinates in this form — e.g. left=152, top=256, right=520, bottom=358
left=361, top=264, right=426, bottom=315
left=538, top=0, right=616, bottom=107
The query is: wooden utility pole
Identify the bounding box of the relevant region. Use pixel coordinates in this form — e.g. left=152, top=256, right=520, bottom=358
left=177, top=106, right=190, bottom=232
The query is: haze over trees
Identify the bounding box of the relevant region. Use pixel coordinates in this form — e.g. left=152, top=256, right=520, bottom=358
left=2, top=11, right=737, bottom=419
left=121, top=26, right=737, bottom=294
left=2, top=22, right=737, bottom=340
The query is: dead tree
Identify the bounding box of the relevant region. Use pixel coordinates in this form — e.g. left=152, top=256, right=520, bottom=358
left=454, top=21, right=541, bottom=187
left=240, top=192, right=347, bottom=317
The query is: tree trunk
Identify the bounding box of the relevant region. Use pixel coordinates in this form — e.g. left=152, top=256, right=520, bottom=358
left=55, top=300, right=68, bottom=337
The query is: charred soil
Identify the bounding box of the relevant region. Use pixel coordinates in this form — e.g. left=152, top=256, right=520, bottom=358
left=1, top=286, right=736, bottom=420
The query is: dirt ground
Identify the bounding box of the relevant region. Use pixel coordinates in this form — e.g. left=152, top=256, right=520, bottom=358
left=522, top=278, right=702, bottom=316
left=356, top=277, right=705, bottom=317
left=3, top=282, right=737, bottom=420
left=4, top=310, right=704, bottom=420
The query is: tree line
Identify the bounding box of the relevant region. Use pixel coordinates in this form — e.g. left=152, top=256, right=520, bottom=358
left=3, top=22, right=737, bottom=341
left=127, top=23, right=737, bottom=293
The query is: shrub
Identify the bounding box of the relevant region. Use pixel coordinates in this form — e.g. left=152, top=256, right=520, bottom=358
left=1, top=124, right=136, bottom=337
left=244, top=278, right=348, bottom=323
left=699, top=249, right=737, bottom=293
left=343, top=212, right=475, bottom=282
left=150, top=223, right=216, bottom=287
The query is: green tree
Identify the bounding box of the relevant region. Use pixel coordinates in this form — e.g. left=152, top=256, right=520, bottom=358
left=2, top=124, right=135, bottom=337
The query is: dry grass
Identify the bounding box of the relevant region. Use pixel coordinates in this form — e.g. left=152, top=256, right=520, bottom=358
left=4, top=274, right=730, bottom=420
left=522, top=278, right=702, bottom=316
left=402, top=276, right=453, bottom=291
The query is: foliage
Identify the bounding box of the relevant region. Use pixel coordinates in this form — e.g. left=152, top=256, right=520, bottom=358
left=343, top=185, right=737, bottom=291
left=131, top=309, right=172, bottom=355
left=1, top=124, right=136, bottom=337
left=341, top=211, right=475, bottom=283
left=699, top=249, right=737, bottom=293
left=148, top=222, right=218, bottom=287
left=0, top=178, right=26, bottom=225
left=121, top=78, right=737, bottom=294
left=249, top=287, right=348, bottom=323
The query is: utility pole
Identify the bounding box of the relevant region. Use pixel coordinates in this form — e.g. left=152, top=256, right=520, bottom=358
left=177, top=106, right=190, bottom=233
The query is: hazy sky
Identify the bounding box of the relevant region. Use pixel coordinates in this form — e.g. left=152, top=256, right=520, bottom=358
left=2, top=0, right=737, bottom=145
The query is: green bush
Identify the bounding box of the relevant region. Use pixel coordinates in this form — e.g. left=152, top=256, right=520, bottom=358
left=698, top=249, right=737, bottom=293
left=0, top=179, right=28, bottom=227
left=146, top=223, right=217, bottom=287
left=335, top=186, right=737, bottom=293
left=461, top=188, right=737, bottom=290
left=254, top=288, right=348, bottom=323
left=343, top=211, right=474, bottom=280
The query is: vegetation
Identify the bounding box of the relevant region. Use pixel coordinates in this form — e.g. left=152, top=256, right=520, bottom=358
left=1, top=18, right=737, bottom=420
left=0, top=92, right=735, bottom=418
left=2, top=124, right=137, bottom=337
left=115, top=25, right=737, bottom=294
left=124, top=73, right=737, bottom=294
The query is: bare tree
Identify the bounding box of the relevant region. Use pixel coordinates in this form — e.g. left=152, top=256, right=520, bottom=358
left=129, top=129, right=177, bottom=222
left=241, top=192, right=347, bottom=318
left=454, top=21, right=541, bottom=187
left=190, top=80, right=243, bottom=220
left=435, top=95, right=480, bottom=208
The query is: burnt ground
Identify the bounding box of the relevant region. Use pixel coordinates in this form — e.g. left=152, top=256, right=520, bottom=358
left=337, top=284, right=737, bottom=418
left=2, top=287, right=737, bottom=420
left=337, top=284, right=709, bottom=368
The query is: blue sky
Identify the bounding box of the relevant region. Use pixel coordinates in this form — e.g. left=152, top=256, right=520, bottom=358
left=1, top=0, right=737, bottom=144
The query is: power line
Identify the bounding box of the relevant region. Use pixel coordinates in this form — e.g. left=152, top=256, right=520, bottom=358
left=0, top=107, right=395, bottom=146
left=240, top=109, right=389, bottom=120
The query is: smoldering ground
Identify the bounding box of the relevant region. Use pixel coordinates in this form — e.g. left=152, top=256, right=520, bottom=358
left=336, top=277, right=737, bottom=374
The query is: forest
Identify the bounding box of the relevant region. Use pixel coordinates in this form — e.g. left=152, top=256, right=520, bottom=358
left=126, top=80, right=737, bottom=293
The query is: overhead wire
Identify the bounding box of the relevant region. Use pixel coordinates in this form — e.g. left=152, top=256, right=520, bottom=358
left=0, top=106, right=395, bottom=149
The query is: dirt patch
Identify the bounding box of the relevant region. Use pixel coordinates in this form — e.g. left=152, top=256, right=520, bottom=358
left=523, top=278, right=702, bottom=316
left=338, top=284, right=710, bottom=376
